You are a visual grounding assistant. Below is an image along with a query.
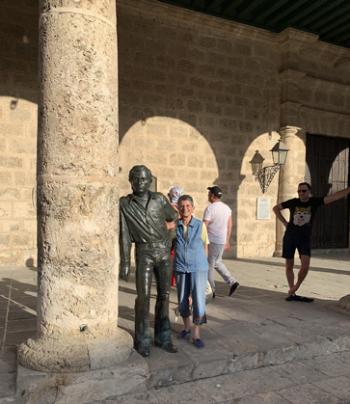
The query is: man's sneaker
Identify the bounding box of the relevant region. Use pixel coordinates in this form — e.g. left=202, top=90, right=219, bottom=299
left=229, top=282, right=239, bottom=296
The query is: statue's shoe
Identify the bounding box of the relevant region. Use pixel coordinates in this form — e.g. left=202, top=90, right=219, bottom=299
left=155, top=341, right=178, bottom=353
left=134, top=344, right=151, bottom=357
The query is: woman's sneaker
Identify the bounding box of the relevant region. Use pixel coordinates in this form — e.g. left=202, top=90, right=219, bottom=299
left=178, top=329, right=191, bottom=339
left=193, top=338, right=204, bottom=349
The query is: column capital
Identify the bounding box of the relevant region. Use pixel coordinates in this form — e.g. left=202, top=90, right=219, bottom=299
left=279, top=125, right=305, bottom=139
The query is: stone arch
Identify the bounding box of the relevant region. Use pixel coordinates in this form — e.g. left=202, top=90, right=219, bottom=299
left=237, top=130, right=282, bottom=257
left=119, top=116, right=219, bottom=216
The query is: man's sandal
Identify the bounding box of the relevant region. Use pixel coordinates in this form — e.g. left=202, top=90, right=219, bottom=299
left=286, top=294, right=314, bottom=303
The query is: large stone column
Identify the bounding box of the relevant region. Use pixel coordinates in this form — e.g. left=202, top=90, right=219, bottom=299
left=274, top=125, right=306, bottom=255
left=18, top=0, right=132, bottom=372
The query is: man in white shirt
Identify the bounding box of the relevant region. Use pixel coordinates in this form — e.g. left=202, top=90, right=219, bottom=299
left=203, top=186, right=239, bottom=298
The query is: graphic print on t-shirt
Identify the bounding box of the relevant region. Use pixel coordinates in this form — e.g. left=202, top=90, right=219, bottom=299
left=293, top=206, right=312, bottom=226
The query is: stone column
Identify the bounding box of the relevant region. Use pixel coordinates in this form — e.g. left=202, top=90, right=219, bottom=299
left=18, top=0, right=132, bottom=372
left=274, top=126, right=306, bottom=256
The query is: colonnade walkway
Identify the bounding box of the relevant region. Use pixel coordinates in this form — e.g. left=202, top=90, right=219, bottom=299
left=1, top=254, right=350, bottom=402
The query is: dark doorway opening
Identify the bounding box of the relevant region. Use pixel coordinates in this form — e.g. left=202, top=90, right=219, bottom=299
left=306, top=134, right=350, bottom=249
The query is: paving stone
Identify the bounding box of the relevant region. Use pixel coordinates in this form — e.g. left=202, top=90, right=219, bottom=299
left=308, top=354, right=350, bottom=377
left=313, top=376, right=350, bottom=401
left=0, top=351, right=16, bottom=374
left=2, top=330, right=36, bottom=347
left=99, top=390, right=159, bottom=403
left=0, top=374, right=15, bottom=399
left=3, top=318, right=36, bottom=334
left=278, top=359, right=328, bottom=384
left=278, top=383, right=340, bottom=404
left=233, top=391, right=293, bottom=404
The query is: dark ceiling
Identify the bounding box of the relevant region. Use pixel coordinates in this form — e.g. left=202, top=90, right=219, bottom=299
left=159, top=0, right=350, bottom=49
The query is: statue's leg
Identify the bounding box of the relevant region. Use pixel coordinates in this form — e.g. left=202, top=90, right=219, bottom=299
left=134, top=248, right=153, bottom=356
left=153, top=249, right=172, bottom=346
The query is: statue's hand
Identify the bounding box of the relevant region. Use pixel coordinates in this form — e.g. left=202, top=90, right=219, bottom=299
left=119, top=264, right=130, bottom=281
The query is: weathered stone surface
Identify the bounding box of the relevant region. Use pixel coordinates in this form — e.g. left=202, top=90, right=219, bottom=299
left=18, top=331, right=133, bottom=373
left=16, top=351, right=148, bottom=404
left=338, top=294, right=350, bottom=312
left=17, top=0, right=132, bottom=373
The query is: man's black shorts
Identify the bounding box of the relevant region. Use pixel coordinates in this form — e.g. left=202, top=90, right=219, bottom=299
left=282, top=230, right=311, bottom=259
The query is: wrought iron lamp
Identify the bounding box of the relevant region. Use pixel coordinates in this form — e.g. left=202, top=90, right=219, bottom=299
left=250, top=140, right=289, bottom=193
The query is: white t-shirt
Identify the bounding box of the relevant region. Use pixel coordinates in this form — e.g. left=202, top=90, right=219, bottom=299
left=203, top=201, right=232, bottom=244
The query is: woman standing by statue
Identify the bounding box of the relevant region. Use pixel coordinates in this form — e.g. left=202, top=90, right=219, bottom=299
left=174, top=195, right=209, bottom=348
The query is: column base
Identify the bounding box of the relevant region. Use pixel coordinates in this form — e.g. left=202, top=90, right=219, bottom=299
left=338, top=295, right=350, bottom=312
left=18, top=327, right=133, bottom=373
left=273, top=249, right=282, bottom=257
left=16, top=350, right=148, bottom=403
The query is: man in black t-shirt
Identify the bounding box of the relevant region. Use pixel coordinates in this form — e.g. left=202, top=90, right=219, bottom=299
left=273, top=182, right=350, bottom=302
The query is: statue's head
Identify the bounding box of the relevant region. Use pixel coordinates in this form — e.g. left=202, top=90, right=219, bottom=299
left=128, top=165, right=152, bottom=195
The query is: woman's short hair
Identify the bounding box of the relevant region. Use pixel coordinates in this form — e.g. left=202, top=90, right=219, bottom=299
left=178, top=194, right=194, bottom=206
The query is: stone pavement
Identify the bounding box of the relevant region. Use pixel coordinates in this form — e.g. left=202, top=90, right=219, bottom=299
left=1, top=254, right=350, bottom=403
left=91, top=351, right=350, bottom=403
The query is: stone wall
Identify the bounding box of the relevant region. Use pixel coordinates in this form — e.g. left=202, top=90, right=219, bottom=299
left=0, top=2, right=38, bottom=266
left=118, top=0, right=281, bottom=257
left=1, top=0, right=350, bottom=266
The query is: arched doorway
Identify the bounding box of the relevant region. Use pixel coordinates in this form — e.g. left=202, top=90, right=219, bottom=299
left=306, top=134, right=350, bottom=249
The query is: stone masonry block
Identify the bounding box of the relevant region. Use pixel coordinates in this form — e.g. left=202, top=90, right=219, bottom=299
left=0, top=158, right=23, bottom=169
left=0, top=202, right=12, bottom=218
left=13, top=173, right=26, bottom=186
left=0, top=188, right=21, bottom=200
left=12, top=202, right=35, bottom=218
left=11, top=234, right=31, bottom=247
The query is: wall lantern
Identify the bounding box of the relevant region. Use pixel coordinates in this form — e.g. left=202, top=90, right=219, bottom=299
left=250, top=140, right=289, bottom=193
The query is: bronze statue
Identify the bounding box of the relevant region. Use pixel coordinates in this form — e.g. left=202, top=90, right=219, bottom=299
left=119, top=165, right=178, bottom=357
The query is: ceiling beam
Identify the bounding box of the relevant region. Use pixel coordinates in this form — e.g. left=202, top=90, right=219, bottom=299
left=268, top=0, right=309, bottom=25
left=334, top=32, right=350, bottom=44
left=220, top=0, right=245, bottom=15
left=285, top=0, right=330, bottom=26
left=237, top=0, right=267, bottom=19
left=204, top=0, right=215, bottom=10
left=298, top=0, right=345, bottom=27
left=310, top=2, right=350, bottom=30
left=320, top=10, right=350, bottom=36
left=255, top=0, right=290, bottom=24
left=322, top=19, right=350, bottom=40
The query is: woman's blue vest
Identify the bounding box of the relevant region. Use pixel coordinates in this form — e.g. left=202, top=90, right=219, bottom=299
left=174, top=217, right=208, bottom=273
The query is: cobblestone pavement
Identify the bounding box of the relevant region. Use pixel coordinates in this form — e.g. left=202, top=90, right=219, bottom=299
left=1, top=254, right=350, bottom=403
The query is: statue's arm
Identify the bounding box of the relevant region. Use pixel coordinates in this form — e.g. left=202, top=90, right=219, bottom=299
left=162, top=194, right=178, bottom=222
left=119, top=207, right=132, bottom=281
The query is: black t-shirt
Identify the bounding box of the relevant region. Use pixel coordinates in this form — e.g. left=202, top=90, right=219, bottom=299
left=281, top=197, right=324, bottom=237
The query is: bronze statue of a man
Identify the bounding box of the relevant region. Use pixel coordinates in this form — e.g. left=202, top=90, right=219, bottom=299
left=119, top=165, right=178, bottom=357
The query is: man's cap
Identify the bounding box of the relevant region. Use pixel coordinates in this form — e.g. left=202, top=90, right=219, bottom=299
left=207, top=185, right=223, bottom=197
